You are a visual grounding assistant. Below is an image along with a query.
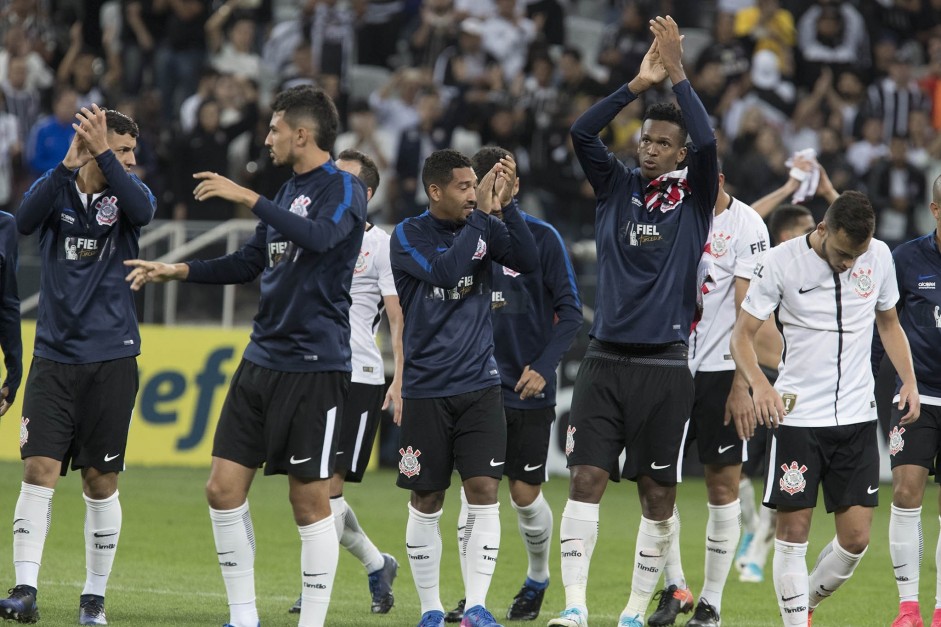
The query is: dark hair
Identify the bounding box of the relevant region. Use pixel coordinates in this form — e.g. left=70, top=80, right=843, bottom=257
left=422, top=149, right=472, bottom=193
left=337, top=149, right=380, bottom=194
left=471, top=145, right=513, bottom=182
left=767, top=204, right=812, bottom=245
left=104, top=109, right=139, bottom=138
left=824, top=190, right=875, bottom=244
left=270, top=85, right=339, bottom=152
left=643, top=102, right=687, bottom=142
left=561, top=46, right=582, bottom=63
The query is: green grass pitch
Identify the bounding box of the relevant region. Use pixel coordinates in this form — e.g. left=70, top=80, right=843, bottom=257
left=0, top=462, right=933, bottom=626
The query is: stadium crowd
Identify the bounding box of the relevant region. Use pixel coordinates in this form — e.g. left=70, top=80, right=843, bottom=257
left=0, top=0, right=940, bottom=245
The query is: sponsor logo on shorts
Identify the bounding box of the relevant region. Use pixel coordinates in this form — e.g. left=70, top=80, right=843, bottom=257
left=650, top=462, right=671, bottom=470
left=717, top=444, right=735, bottom=454
left=290, top=456, right=312, bottom=464
left=399, top=445, right=422, bottom=477
left=866, top=485, right=879, bottom=495
left=888, top=426, right=906, bottom=456
left=95, top=195, right=119, bottom=226
left=564, top=425, right=576, bottom=456
left=472, top=236, right=487, bottom=261
left=19, top=417, right=28, bottom=448
left=104, top=453, right=121, bottom=462
left=851, top=267, right=875, bottom=298
left=489, top=459, right=504, bottom=467
left=523, top=463, right=543, bottom=472
left=779, top=461, right=808, bottom=495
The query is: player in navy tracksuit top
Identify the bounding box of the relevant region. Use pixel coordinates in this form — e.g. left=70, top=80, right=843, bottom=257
left=880, top=177, right=941, bottom=627
left=391, top=149, right=537, bottom=627
left=444, top=146, right=582, bottom=623
left=549, top=19, right=719, bottom=627
left=125, top=86, right=365, bottom=627
left=0, top=212, right=22, bottom=418
left=1, top=106, right=154, bottom=626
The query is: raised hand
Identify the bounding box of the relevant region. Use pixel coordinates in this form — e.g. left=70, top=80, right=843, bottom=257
left=193, top=171, right=257, bottom=207
left=649, top=15, right=685, bottom=81
left=636, top=38, right=668, bottom=89
left=475, top=167, right=498, bottom=215
left=494, top=154, right=517, bottom=207
left=62, top=131, right=93, bottom=170
left=123, top=259, right=188, bottom=291
left=73, top=104, right=110, bottom=157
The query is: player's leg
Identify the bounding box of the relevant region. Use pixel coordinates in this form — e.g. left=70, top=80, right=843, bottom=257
left=504, top=405, right=555, bottom=621
left=79, top=469, right=120, bottom=627
left=453, top=385, right=507, bottom=626
left=289, top=475, right=337, bottom=627
left=397, top=395, right=457, bottom=627
left=773, top=507, right=813, bottom=627
left=2, top=358, right=79, bottom=623
left=548, top=354, right=626, bottom=627
left=444, top=488, right=468, bottom=624
left=934, top=486, right=941, bottom=627
left=206, top=360, right=267, bottom=627
left=807, top=422, right=880, bottom=619
left=618, top=355, right=693, bottom=627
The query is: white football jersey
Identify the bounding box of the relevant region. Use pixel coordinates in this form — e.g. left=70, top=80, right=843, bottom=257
left=742, top=235, right=898, bottom=427
left=350, top=225, right=397, bottom=385
left=689, top=197, right=770, bottom=374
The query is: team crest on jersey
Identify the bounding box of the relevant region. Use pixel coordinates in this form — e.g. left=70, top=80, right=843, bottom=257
left=289, top=195, right=312, bottom=216
left=711, top=231, right=732, bottom=258
left=502, top=266, right=520, bottom=277
left=94, top=196, right=119, bottom=226
left=888, top=426, right=906, bottom=456
left=354, top=250, right=370, bottom=274
left=472, top=236, right=487, bottom=261
left=565, top=425, right=576, bottom=456
left=779, top=461, right=808, bottom=495
left=398, top=446, right=422, bottom=477
left=19, top=417, right=28, bottom=448
left=852, top=267, right=874, bottom=298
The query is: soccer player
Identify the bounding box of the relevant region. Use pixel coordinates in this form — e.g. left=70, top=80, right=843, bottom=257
left=124, top=85, right=367, bottom=627
left=391, top=149, right=538, bottom=627
left=884, top=175, right=941, bottom=627
left=0, top=209, right=21, bottom=418
left=736, top=205, right=816, bottom=585
left=730, top=190, right=920, bottom=627
left=287, top=149, right=401, bottom=615
left=649, top=172, right=769, bottom=627
left=548, top=16, right=719, bottom=627
left=444, top=146, right=582, bottom=623
left=1, top=105, right=154, bottom=625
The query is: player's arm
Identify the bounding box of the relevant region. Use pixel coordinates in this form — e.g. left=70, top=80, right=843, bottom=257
left=483, top=158, right=538, bottom=275
left=875, top=306, right=920, bottom=425
left=251, top=176, right=367, bottom=253
left=125, top=221, right=267, bottom=290
left=0, top=217, right=22, bottom=415
left=731, top=311, right=784, bottom=428
left=517, top=230, right=583, bottom=400
left=391, top=216, right=486, bottom=288
left=74, top=104, right=156, bottom=226
left=382, top=294, right=404, bottom=425
left=725, top=277, right=757, bottom=439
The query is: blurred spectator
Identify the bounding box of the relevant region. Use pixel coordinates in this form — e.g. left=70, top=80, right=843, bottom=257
left=861, top=47, right=928, bottom=142
left=557, top=47, right=606, bottom=101
left=0, top=25, right=54, bottom=93
left=0, top=89, right=21, bottom=214
left=155, top=0, right=210, bottom=122
left=433, top=17, right=504, bottom=124
left=262, top=1, right=316, bottom=89
left=526, top=0, right=566, bottom=47
left=179, top=67, right=220, bottom=134
left=310, top=0, right=356, bottom=90
left=0, top=0, right=55, bottom=63
left=335, top=100, right=397, bottom=217
left=480, top=0, right=536, bottom=83
left=816, top=126, right=857, bottom=199
left=394, top=88, right=451, bottom=219
left=828, top=69, right=867, bottom=139
left=25, top=87, right=76, bottom=177
left=408, top=0, right=459, bottom=69
left=370, top=67, right=431, bottom=144
left=907, top=109, right=935, bottom=170
left=206, top=4, right=262, bottom=81
left=919, top=34, right=941, bottom=130
left=698, top=9, right=750, bottom=85
left=733, top=0, right=796, bottom=73
left=1, top=55, right=40, bottom=144
left=846, top=116, right=890, bottom=178
left=692, top=55, right=739, bottom=126
left=868, top=134, right=925, bottom=248
left=725, top=124, right=789, bottom=204
left=56, top=23, right=106, bottom=109
left=598, top=2, right=651, bottom=89
left=355, top=0, right=406, bottom=68
left=723, top=49, right=795, bottom=140
left=795, top=1, right=870, bottom=90
left=120, top=0, right=165, bottom=95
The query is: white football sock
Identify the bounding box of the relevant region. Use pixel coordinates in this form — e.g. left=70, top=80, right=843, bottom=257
left=458, top=488, right=468, bottom=590
left=890, top=505, right=922, bottom=603
left=329, top=496, right=346, bottom=539
left=700, top=500, right=741, bottom=613
left=407, top=503, right=444, bottom=614
left=808, top=536, right=866, bottom=609
left=12, top=482, right=53, bottom=589
left=663, top=504, right=687, bottom=590
left=773, top=539, right=808, bottom=626
left=463, top=503, right=500, bottom=609
left=82, top=491, right=122, bottom=597
left=209, top=502, right=258, bottom=627
left=298, top=516, right=339, bottom=627
left=337, top=500, right=384, bottom=573
left=622, top=515, right=676, bottom=618
left=558, top=499, right=599, bottom=613
left=744, top=506, right=777, bottom=567
left=739, top=478, right=757, bottom=534
left=512, top=493, right=552, bottom=584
